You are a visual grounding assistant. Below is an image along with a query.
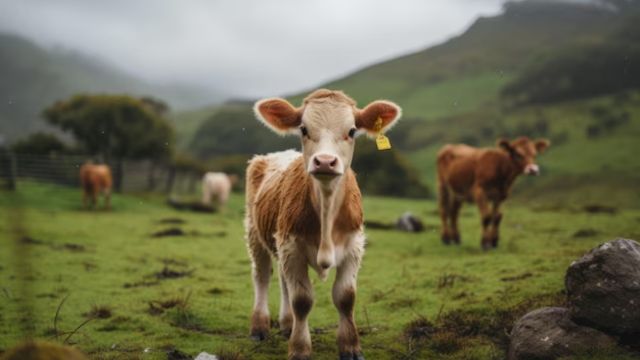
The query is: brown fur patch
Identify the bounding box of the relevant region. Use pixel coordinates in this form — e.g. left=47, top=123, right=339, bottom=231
left=292, top=295, right=313, bottom=320
left=257, top=99, right=301, bottom=131
left=337, top=287, right=356, bottom=315
left=334, top=171, right=364, bottom=239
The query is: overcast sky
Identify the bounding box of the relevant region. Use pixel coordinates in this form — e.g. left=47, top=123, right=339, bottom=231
left=0, top=0, right=506, bottom=98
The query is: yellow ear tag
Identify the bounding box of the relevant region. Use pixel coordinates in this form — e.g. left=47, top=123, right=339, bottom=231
left=374, top=117, right=391, bottom=151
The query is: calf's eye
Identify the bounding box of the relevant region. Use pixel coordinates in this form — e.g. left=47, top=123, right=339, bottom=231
left=300, top=126, right=308, bottom=137
left=348, top=128, right=357, bottom=139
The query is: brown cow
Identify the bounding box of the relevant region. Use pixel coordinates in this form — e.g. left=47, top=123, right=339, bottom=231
left=79, top=162, right=112, bottom=210
left=437, top=137, right=550, bottom=250
left=245, top=89, right=401, bottom=359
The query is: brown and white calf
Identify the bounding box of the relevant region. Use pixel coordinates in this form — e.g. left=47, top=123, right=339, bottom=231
left=436, top=136, right=550, bottom=250
left=245, top=89, right=401, bottom=360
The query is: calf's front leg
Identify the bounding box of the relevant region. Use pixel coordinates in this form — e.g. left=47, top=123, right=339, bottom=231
left=281, top=246, right=314, bottom=360
left=333, top=248, right=364, bottom=360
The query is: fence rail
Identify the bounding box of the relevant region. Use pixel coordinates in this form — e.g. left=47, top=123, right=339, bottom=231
left=0, top=152, right=201, bottom=195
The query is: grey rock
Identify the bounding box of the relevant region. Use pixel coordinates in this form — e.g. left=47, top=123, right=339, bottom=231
left=565, top=238, right=640, bottom=334
left=395, top=212, right=424, bottom=232
left=508, top=307, right=616, bottom=360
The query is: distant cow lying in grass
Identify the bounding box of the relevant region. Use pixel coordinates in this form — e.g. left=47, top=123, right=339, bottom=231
left=245, top=89, right=401, bottom=360
left=437, top=137, right=550, bottom=250
left=201, top=172, right=237, bottom=209
left=79, top=162, right=112, bottom=210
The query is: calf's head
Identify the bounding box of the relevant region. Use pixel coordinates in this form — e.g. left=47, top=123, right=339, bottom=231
left=497, top=137, right=550, bottom=175
left=255, top=89, right=401, bottom=184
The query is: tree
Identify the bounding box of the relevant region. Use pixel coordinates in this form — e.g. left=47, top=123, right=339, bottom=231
left=43, top=94, right=174, bottom=162
left=11, top=132, right=69, bottom=155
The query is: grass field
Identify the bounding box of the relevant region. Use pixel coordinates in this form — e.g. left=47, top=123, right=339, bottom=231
left=1, top=182, right=639, bottom=359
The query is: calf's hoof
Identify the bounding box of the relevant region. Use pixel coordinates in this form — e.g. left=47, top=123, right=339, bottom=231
left=491, top=238, right=499, bottom=248
left=441, top=234, right=451, bottom=245
left=339, top=351, right=365, bottom=360
left=481, top=241, right=492, bottom=251
left=289, top=354, right=311, bottom=360
left=280, top=327, right=292, bottom=339
left=250, top=329, right=268, bottom=341
left=452, top=234, right=461, bottom=245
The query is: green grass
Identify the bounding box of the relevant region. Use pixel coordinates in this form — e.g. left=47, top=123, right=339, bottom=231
left=1, top=181, right=639, bottom=359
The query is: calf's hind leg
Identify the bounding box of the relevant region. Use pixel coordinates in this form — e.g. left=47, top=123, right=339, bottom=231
left=438, top=184, right=452, bottom=244
left=247, top=229, right=272, bottom=340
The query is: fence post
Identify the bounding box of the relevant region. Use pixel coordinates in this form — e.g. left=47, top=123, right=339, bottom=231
left=165, top=166, right=176, bottom=194
left=7, top=152, right=17, bottom=191
left=114, top=159, right=124, bottom=193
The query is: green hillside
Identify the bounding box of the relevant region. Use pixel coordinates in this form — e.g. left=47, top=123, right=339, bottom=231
left=0, top=33, right=220, bottom=143
left=180, top=0, right=640, bottom=207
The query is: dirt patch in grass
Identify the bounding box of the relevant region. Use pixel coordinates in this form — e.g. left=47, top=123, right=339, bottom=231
left=501, top=272, right=533, bottom=282
left=19, top=236, right=85, bottom=252
left=58, top=243, right=85, bottom=252
left=123, top=280, right=159, bottom=288
left=148, top=293, right=191, bottom=316
left=152, top=227, right=186, bottom=237
left=153, top=266, right=194, bottom=280
left=207, top=287, right=230, bottom=295
left=166, top=348, right=191, bottom=360
left=573, top=228, right=599, bottom=238
left=404, top=316, right=436, bottom=342
left=401, top=291, right=566, bottom=356
left=583, top=204, right=617, bottom=214
left=84, top=304, right=113, bottom=319
left=159, top=218, right=186, bottom=225
left=20, top=236, right=45, bottom=245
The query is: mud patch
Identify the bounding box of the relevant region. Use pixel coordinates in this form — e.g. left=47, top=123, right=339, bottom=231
left=404, top=316, right=436, bottom=341
left=166, top=348, right=191, bottom=360
left=583, top=204, right=617, bottom=214
left=573, top=228, right=599, bottom=238
left=84, top=305, right=112, bottom=319
left=364, top=220, right=395, bottom=230
left=20, top=236, right=45, bottom=245
left=58, top=243, right=85, bottom=252
left=501, top=272, right=533, bottom=282
left=159, top=218, right=186, bottom=225
left=153, top=266, right=194, bottom=280
left=207, top=287, right=230, bottom=295
left=152, top=228, right=185, bottom=237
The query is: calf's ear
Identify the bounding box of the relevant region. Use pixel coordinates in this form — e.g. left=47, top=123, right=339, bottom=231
left=254, top=98, right=301, bottom=136
left=535, top=138, right=550, bottom=153
left=497, top=138, right=513, bottom=152
left=356, top=100, right=402, bottom=135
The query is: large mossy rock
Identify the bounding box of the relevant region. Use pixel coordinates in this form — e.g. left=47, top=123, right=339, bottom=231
left=508, top=307, right=616, bottom=360
left=565, top=238, right=640, bottom=335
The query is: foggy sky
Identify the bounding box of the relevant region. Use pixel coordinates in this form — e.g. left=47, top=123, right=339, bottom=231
left=0, top=0, right=505, bottom=98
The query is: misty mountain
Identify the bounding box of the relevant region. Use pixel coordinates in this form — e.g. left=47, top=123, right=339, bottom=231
left=183, top=0, right=640, bottom=205
left=0, top=32, right=223, bottom=144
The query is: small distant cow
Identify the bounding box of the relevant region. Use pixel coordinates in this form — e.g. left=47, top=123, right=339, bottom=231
left=79, top=162, right=112, bottom=210
left=245, top=89, right=401, bottom=359
left=201, top=172, right=237, bottom=209
left=437, top=137, right=550, bottom=250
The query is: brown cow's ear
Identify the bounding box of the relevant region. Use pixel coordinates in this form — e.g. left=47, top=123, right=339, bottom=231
left=535, top=139, right=550, bottom=153
left=497, top=138, right=512, bottom=152
left=356, top=100, right=402, bottom=135
left=254, top=98, right=302, bottom=136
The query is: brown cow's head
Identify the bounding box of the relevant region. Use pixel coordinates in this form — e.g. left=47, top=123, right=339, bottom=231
left=497, top=137, right=550, bottom=176
left=254, top=89, right=401, bottom=187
